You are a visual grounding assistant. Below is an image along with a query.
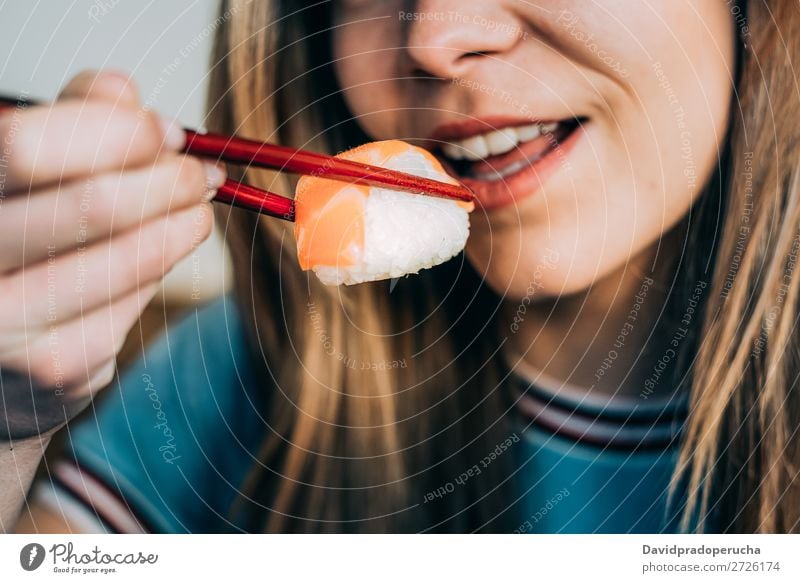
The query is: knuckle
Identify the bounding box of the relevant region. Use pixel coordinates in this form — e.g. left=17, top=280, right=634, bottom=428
left=93, top=361, right=117, bottom=389
left=163, top=215, right=194, bottom=264
left=28, top=345, right=66, bottom=389
left=111, top=316, right=133, bottom=355
left=95, top=107, right=142, bottom=159
left=130, top=223, right=170, bottom=280
left=3, top=113, right=39, bottom=184
left=0, top=273, right=23, bottom=323
left=91, top=106, right=160, bottom=166
left=80, top=174, right=117, bottom=226
left=194, top=204, right=214, bottom=241
left=174, top=156, right=207, bottom=203
left=0, top=272, right=15, bottom=305
left=140, top=110, right=170, bottom=157
left=74, top=360, right=116, bottom=400
left=86, top=332, right=118, bottom=365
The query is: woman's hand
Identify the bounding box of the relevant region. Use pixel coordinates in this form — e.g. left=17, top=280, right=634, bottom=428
left=0, top=70, right=224, bottom=441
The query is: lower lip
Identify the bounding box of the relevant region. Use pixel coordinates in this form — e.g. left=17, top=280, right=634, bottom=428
left=442, top=124, right=584, bottom=212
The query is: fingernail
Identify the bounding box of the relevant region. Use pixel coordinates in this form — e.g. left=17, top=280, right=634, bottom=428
left=202, top=161, right=227, bottom=201
left=158, top=115, right=186, bottom=151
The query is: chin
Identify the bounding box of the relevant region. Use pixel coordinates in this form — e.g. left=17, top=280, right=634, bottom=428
left=467, top=194, right=652, bottom=300
left=468, top=249, right=571, bottom=301
left=469, top=233, right=627, bottom=301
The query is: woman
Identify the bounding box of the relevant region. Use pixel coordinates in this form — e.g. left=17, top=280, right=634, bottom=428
left=2, top=0, right=797, bottom=533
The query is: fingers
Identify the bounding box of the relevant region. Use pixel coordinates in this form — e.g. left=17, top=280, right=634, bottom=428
left=57, top=69, right=140, bottom=108
left=0, top=203, right=214, bottom=337
left=0, top=69, right=204, bottom=440
left=0, top=98, right=184, bottom=194
left=2, top=282, right=161, bottom=400
left=0, top=154, right=225, bottom=272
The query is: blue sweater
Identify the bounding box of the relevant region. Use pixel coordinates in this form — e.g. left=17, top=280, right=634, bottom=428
left=48, top=296, right=686, bottom=533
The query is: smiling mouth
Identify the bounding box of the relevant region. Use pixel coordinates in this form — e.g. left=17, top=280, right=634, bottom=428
left=428, top=117, right=586, bottom=211
left=434, top=117, right=584, bottom=181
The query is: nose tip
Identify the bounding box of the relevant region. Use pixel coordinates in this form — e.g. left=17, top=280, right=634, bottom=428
left=403, top=9, right=523, bottom=79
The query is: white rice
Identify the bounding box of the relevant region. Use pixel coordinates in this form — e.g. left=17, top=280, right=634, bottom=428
left=313, top=150, right=470, bottom=286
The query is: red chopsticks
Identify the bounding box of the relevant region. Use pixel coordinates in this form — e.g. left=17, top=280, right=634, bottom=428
left=183, top=130, right=474, bottom=203
left=212, top=179, right=295, bottom=220
left=0, top=96, right=474, bottom=222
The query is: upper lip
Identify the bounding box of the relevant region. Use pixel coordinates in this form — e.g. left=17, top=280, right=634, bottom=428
left=426, top=115, right=562, bottom=147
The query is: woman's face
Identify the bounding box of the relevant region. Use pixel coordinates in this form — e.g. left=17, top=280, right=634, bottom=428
left=332, top=1, right=735, bottom=298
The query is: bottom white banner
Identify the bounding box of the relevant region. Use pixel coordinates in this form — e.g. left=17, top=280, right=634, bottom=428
left=1, top=534, right=797, bottom=582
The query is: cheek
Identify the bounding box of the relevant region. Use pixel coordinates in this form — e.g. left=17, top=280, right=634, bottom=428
left=333, top=30, right=402, bottom=139
left=467, top=3, right=733, bottom=300
left=466, top=208, right=648, bottom=300
left=465, top=111, right=721, bottom=301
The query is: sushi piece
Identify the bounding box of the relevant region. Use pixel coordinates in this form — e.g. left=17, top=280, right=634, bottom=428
left=294, top=140, right=474, bottom=286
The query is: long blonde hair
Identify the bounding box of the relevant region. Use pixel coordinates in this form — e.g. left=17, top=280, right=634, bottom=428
left=208, top=0, right=509, bottom=533
left=206, top=0, right=800, bottom=533
left=678, top=0, right=800, bottom=533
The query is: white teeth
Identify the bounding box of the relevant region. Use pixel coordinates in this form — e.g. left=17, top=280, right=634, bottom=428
left=441, top=121, right=560, bottom=161
left=460, top=134, right=490, bottom=160
left=484, top=128, right=519, bottom=156
left=472, top=159, right=532, bottom=182
left=442, top=142, right=464, bottom=160
left=516, top=123, right=542, bottom=142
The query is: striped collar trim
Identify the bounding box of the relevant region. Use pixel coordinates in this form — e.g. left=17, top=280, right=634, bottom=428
left=505, top=352, right=687, bottom=451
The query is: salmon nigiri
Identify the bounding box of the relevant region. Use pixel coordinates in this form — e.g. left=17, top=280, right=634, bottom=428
left=294, top=140, right=474, bottom=286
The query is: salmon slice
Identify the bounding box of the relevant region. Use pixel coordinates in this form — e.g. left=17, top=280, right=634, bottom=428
left=294, top=140, right=471, bottom=272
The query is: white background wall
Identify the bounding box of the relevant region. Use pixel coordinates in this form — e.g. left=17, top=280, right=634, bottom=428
left=0, top=0, right=220, bottom=127
left=0, top=0, right=230, bottom=302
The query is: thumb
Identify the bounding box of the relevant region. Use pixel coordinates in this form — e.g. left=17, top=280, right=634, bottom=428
left=58, top=69, right=140, bottom=108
